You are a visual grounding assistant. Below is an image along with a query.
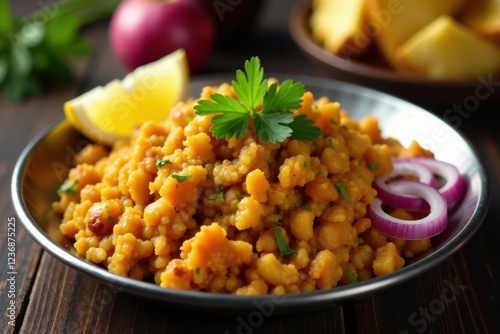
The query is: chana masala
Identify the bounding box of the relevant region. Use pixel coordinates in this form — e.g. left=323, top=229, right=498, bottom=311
left=53, top=62, right=451, bottom=295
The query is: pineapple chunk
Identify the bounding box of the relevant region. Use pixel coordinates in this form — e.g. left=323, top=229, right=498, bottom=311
left=459, top=0, right=500, bottom=43
left=365, top=0, right=465, bottom=67
left=394, top=15, right=500, bottom=80
left=310, top=0, right=370, bottom=57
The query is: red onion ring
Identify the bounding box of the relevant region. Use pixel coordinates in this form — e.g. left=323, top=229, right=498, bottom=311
left=397, top=157, right=465, bottom=206
left=373, top=160, right=437, bottom=211
left=368, top=180, right=448, bottom=240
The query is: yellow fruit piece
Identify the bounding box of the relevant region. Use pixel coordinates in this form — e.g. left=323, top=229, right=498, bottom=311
left=365, top=0, right=465, bottom=67
left=459, top=0, right=500, bottom=43
left=310, top=0, right=370, bottom=57
left=64, top=49, right=189, bottom=146
left=394, top=15, right=500, bottom=80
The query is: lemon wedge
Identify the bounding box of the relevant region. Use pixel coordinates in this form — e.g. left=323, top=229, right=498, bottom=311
left=64, top=49, right=189, bottom=146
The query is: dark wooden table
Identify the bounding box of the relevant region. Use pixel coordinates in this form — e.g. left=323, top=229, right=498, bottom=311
left=2, top=1, right=500, bottom=333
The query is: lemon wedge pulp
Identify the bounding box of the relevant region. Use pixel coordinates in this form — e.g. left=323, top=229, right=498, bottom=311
left=64, top=49, right=189, bottom=146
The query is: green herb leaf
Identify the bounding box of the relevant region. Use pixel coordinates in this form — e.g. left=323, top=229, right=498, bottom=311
left=334, top=182, right=352, bottom=204
left=17, top=23, right=45, bottom=48
left=11, top=45, right=32, bottom=77
left=253, top=110, right=294, bottom=144
left=194, top=57, right=321, bottom=144
left=208, top=185, right=225, bottom=204
left=194, top=95, right=250, bottom=140
left=45, top=14, right=81, bottom=47
left=57, top=180, right=78, bottom=195
left=232, top=56, right=267, bottom=111
left=0, top=0, right=120, bottom=102
left=345, top=268, right=358, bottom=283
left=0, top=54, right=8, bottom=85
left=328, top=137, right=334, bottom=149
left=235, top=192, right=243, bottom=201
left=0, top=0, right=12, bottom=33
left=156, top=158, right=171, bottom=169
left=288, top=114, right=323, bottom=141
left=273, top=228, right=297, bottom=256
left=263, top=80, right=305, bottom=111
left=171, top=174, right=192, bottom=183
left=194, top=267, right=200, bottom=275
left=369, top=162, right=379, bottom=171
left=63, top=38, right=92, bottom=57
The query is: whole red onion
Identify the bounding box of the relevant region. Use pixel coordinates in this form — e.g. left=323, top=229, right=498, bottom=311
left=109, top=0, right=216, bottom=73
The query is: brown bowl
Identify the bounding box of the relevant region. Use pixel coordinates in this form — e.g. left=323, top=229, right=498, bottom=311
left=288, top=0, right=500, bottom=108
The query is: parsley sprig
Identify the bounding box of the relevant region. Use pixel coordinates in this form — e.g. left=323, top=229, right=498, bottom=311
left=0, top=0, right=120, bottom=101
left=194, top=57, right=322, bottom=144
left=57, top=180, right=78, bottom=195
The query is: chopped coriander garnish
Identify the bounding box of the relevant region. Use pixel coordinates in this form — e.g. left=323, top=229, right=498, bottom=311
left=345, top=268, right=358, bottom=283
left=334, top=182, right=352, bottom=204
left=107, top=216, right=115, bottom=222
left=369, top=162, right=380, bottom=171
left=273, top=228, right=297, bottom=256
left=235, top=192, right=243, bottom=201
left=329, top=119, right=338, bottom=125
left=302, top=161, right=307, bottom=168
left=208, top=185, right=225, bottom=204
left=341, top=125, right=348, bottom=130
left=194, top=267, right=200, bottom=275
left=194, top=57, right=321, bottom=144
left=302, top=205, right=312, bottom=212
left=186, top=117, right=193, bottom=123
left=328, top=137, right=334, bottom=149
left=156, top=158, right=172, bottom=168
left=170, top=174, right=192, bottom=183
left=57, top=180, right=78, bottom=195
left=270, top=221, right=282, bottom=226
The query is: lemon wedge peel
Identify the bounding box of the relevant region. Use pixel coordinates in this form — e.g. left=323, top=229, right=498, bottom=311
left=64, top=49, right=189, bottom=146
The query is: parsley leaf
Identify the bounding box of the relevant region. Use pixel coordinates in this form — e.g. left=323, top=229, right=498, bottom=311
left=345, top=268, right=358, bottom=283
left=194, top=95, right=250, bottom=140
left=0, top=0, right=119, bottom=101
left=273, top=228, right=297, bottom=256
left=193, top=57, right=321, bottom=144
left=254, top=110, right=294, bottom=144
left=208, top=185, right=225, bottom=204
left=334, top=182, right=352, bottom=204
left=232, top=56, right=267, bottom=110
left=156, top=158, right=171, bottom=168
left=263, top=80, right=304, bottom=111
left=57, top=180, right=78, bottom=195
left=288, top=114, right=323, bottom=141
left=328, top=137, right=334, bottom=149
left=171, top=174, right=192, bottom=183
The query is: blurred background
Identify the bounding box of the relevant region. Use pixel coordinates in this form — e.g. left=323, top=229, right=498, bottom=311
left=3, top=0, right=313, bottom=101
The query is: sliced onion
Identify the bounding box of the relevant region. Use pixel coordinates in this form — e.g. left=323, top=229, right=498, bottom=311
left=398, top=157, right=465, bottom=206
left=368, top=180, right=448, bottom=240
left=373, top=160, right=437, bottom=211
